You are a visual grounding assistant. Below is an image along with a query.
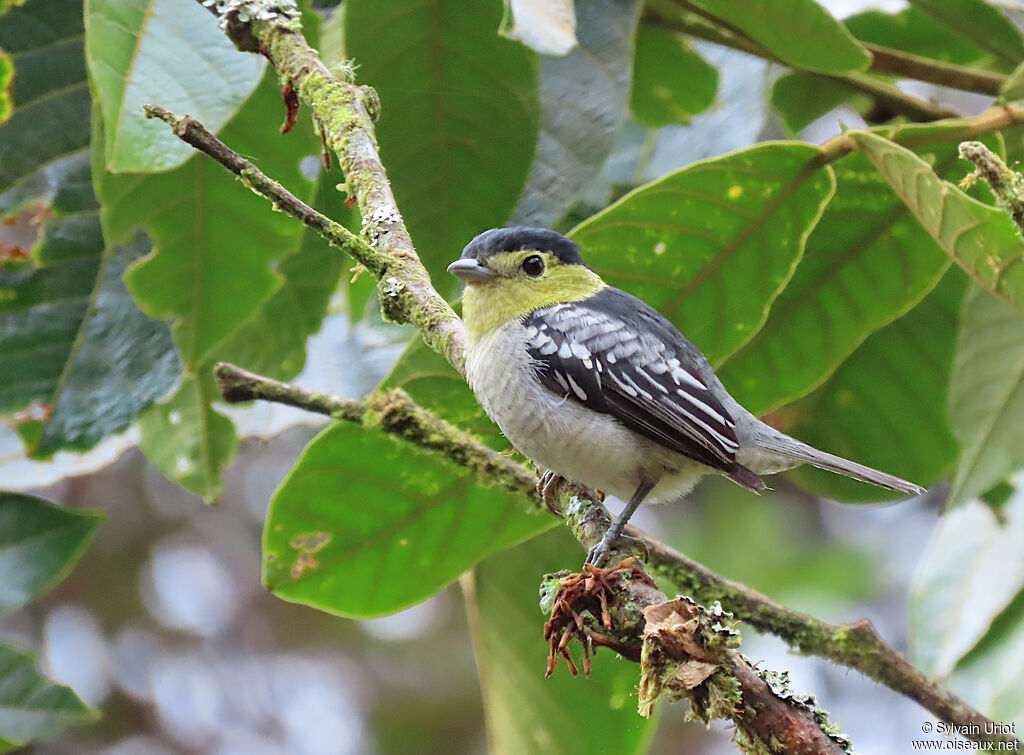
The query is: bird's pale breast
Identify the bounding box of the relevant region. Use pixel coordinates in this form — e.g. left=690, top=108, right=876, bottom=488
left=465, top=321, right=705, bottom=503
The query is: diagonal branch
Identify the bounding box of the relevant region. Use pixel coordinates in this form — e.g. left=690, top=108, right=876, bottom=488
left=196, top=0, right=466, bottom=373
left=214, top=361, right=1019, bottom=748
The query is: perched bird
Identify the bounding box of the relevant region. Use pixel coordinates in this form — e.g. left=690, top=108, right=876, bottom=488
left=449, top=227, right=925, bottom=565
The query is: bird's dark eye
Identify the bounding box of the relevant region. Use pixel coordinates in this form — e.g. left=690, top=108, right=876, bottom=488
left=522, top=254, right=545, bottom=277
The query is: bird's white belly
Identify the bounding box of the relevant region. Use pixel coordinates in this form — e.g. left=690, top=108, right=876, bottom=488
left=465, top=323, right=706, bottom=503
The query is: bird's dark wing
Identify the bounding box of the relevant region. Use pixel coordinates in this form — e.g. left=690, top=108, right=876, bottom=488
left=523, top=287, right=749, bottom=478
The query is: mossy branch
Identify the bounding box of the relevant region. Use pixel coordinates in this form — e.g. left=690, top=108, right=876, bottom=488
left=215, top=361, right=1018, bottom=748
left=191, top=4, right=1020, bottom=749
left=541, top=562, right=854, bottom=754
left=959, top=140, right=1024, bottom=237
left=195, top=0, right=466, bottom=373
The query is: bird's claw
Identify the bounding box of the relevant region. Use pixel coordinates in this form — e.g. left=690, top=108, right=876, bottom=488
left=586, top=533, right=649, bottom=567
left=537, top=470, right=567, bottom=515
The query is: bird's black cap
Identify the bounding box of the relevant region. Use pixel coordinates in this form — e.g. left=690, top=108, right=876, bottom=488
left=461, top=227, right=586, bottom=266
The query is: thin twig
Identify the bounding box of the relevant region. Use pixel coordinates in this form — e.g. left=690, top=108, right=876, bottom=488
left=214, top=361, right=1018, bottom=748
left=196, top=0, right=466, bottom=373
left=142, top=104, right=385, bottom=273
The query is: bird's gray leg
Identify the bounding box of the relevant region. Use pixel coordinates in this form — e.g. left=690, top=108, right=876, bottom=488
left=586, top=478, right=655, bottom=566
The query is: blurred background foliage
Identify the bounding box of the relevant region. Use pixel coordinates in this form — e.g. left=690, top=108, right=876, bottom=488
left=3, top=0, right=1024, bottom=752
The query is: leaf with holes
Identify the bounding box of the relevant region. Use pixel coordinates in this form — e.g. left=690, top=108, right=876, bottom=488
left=85, top=0, right=266, bottom=172
left=851, top=131, right=1024, bottom=313
left=96, top=69, right=319, bottom=496
left=0, top=644, right=97, bottom=752
left=569, top=142, right=835, bottom=366
left=685, top=0, right=870, bottom=75
left=782, top=270, right=964, bottom=502
left=0, top=0, right=179, bottom=456
left=263, top=422, right=552, bottom=618
left=948, top=285, right=1024, bottom=508
left=718, top=150, right=953, bottom=416
left=345, top=0, right=540, bottom=283
left=467, top=527, right=658, bottom=755
left=0, top=492, right=104, bottom=618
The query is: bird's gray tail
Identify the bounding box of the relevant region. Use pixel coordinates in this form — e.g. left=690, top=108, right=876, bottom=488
left=756, top=433, right=926, bottom=496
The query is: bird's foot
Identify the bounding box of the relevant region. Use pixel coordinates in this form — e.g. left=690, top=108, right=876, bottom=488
left=586, top=532, right=649, bottom=567
left=537, top=471, right=605, bottom=516
left=537, top=470, right=567, bottom=515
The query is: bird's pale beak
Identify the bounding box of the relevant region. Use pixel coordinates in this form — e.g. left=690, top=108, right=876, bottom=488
left=447, top=258, right=496, bottom=282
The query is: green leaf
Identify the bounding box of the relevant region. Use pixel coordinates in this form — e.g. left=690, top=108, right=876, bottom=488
left=907, top=0, right=1024, bottom=69
left=0, top=643, right=96, bottom=750
left=216, top=173, right=348, bottom=380
left=345, top=0, right=540, bottom=282
left=0, top=4, right=179, bottom=459
left=686, top=0, right=870, bottom=75
left=949, top=587, right=1024, bottom=729
left=512, top=0, right=641, bottom=228
left=718, top=151, right=951, bottom=416
left=263, top=422, right=552, bottom=618
left=85, top=0, right=265, bottom=173
left=382, top=335, right=501, bottom=446
left=948, top=285, right=1024, bottom=508
left=468, top=527, right=657, bottom=755
left=770, top=73, right=862, bottom=135
left=852, top=130, right=1024, bottom=315
left=845, top=6, right=991, bottom=66
left=782, top=269, right=964, bottom=502
left=95, top=69, right=320, bottom=496
left=0, top=492, right=103, bottom=618
left=629, top=24, right=717, bottom=128
left=570, top=142, right=836, bottom=365
left=138, top=373, right=237, bottom=501
left=1003, top=61, right=1024, bottom=102
left=910, top=490, right=1024, bottom=678
left=0, top=49, right=11, bottom=125
left=0, top=0, right=89, bottom=213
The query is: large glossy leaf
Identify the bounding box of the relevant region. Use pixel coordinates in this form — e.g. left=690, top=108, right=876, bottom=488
left=0, top=644, right=96, bottom=752
left=948, top=285, right=1024, bottom=508
left=468, top=527, right=657, bottom=755
left=852, top=131, right=1024, bottom=315
left=345, top=0, right=540, bottom=282
left=718, top=151, right=950, bottom=416
left=910, top=490, right=1024, bottom=678
left=569, top=142, right=836, bottom=365
left=0, top=0, right=90, bottom=213
left=263, top=422, right=553, bottom=618
left=907, top=0, right=1024, bottom=68
left=0, top=492, right=103, bottom=618
left=686, top=0, right=870, bottom=75
left=96, top=71, right=319, bottom=496
left=949, top=587, right=1024, bottom=729
left=1004, top=61, right=1024, bottom=102
left=216, top=173, right=348, bottom=380
left=783, top=270, right=965, bottom=502
left=85, top=0, right=265, bottom=173
left=629, top=24, right=717, bottom=128
left=0, top=2, right=179, bottom=457
left=511, top=0, right=640, bottom=228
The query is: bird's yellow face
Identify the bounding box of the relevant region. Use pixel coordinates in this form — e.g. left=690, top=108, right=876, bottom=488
left=450, top=249, right=605, bottom=341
